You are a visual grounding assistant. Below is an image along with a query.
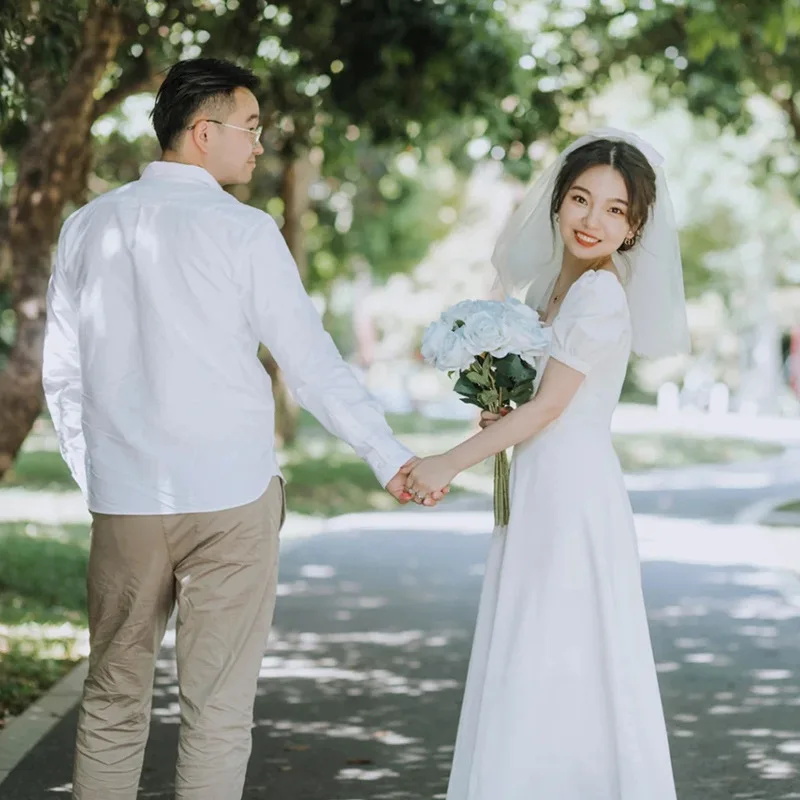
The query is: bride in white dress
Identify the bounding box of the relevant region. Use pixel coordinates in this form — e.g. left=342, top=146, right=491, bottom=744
left=403, top=129, right=690, bottom=799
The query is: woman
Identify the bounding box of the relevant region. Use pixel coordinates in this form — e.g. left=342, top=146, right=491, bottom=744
left=404, top=129, right=690, bottom=799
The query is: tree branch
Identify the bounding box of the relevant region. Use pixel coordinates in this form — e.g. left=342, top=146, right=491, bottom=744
left=781, top=96, right=800, bottom=142
left=92, top=55, right=163, bottom=120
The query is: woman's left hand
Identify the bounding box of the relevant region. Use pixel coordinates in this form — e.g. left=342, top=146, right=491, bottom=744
left=403, top=454, right=458, bottom=502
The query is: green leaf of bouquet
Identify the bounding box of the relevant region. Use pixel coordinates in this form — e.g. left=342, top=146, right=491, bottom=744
left=466, top=369, right=490, bottom=387
left=478, top=388, right=500, bottom=408
left=496, top=354, right=537, bottom=386
left=510, top=382, right=534, bottom=405
left=454, top=373, right=480, bottom=396
left=493, top=365, right=514, bottom=389
left=460, top=396, right=484, bottom=408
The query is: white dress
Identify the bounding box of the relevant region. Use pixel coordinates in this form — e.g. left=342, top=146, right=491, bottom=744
left=446, top=270, right=677, bottom=800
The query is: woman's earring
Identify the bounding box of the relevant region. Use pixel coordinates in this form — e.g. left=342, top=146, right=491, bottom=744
left=623, top=234, right=635, bottom=248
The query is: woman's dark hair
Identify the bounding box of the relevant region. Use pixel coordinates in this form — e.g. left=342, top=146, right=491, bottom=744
left=151, top=58, right=260, bottom=151
left=550, top=139, right=657, bottom=252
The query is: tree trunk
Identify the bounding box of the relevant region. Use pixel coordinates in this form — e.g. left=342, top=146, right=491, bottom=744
left=261, top=150, right=317, bottom=446
left=0, top=1, right=123, bottom=479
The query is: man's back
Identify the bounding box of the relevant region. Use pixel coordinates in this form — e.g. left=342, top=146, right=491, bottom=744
left=51, top=162, right=278, bottom=514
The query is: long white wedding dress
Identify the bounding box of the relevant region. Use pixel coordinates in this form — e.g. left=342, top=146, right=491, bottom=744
left=446, top=270, right=677, bottom=799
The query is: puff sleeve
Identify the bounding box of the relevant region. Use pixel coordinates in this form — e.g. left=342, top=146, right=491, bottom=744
left=550, top=271, right=629, bottom=375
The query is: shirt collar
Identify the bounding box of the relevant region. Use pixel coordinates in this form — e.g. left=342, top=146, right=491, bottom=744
left=140, top=161, right=223, bottom=191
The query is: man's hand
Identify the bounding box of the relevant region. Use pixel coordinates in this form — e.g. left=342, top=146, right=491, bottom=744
left=387, top=457, right=449, bottom=506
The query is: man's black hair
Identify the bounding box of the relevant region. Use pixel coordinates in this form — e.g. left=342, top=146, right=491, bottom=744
left=151, top=58, right=260, bottom=151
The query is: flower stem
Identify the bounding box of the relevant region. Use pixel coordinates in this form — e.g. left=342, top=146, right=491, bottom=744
left=493, top=449, right=510, bottom=527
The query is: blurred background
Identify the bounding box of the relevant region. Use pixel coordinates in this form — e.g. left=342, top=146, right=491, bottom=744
left=1, top=2, right=800, bottom=797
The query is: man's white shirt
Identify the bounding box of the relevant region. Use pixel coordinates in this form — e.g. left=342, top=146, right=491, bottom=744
left=43, top=161, right=413, bottom=515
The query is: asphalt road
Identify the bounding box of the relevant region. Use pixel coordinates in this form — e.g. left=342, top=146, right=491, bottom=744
left=3, top=497, right=800, bottom=799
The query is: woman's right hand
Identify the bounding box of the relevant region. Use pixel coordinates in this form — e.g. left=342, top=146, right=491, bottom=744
left=479, top=407, right=511, bottom=429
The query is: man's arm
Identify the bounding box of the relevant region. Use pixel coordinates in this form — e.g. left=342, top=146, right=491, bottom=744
left=42, top=226, right=87, bottom=497
left=238, top=217, right=416, bottom=494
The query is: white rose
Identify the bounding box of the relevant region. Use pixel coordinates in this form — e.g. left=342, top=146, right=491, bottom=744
left=519, top=327, right=552, bottom=366
left=504, top=298, right=540, bottom=324
left=420, top=320, right=452, bottom=366
left=461, top=310, right=512, bottom=358
left=499, top=302, right=550, bottom=365
left=436, top=329, right=475, bottom=371
left=441, top=299, right=484, bottom=327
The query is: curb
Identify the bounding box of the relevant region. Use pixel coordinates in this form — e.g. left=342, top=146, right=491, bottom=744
left=0, top=659, right=87, bottom=786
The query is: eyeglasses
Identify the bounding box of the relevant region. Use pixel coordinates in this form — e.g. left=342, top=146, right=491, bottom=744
left=189, top=119, right=263, bottom=147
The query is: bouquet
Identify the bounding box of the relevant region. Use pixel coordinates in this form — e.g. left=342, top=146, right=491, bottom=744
left=421, top=299, right=550, bottom=527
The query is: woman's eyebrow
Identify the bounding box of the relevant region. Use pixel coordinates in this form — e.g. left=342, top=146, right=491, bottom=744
left=572, top=184, right=629, bottom=205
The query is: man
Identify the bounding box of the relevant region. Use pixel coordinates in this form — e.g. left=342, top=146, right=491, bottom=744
left=43, top=57, right=443, bottom=800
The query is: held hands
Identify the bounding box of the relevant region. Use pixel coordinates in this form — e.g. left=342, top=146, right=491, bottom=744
left=386, top=457, right=450, bottom=507
left=399, top=410, right=508, bottom=503
left=402, top=454, right=458, bottom=503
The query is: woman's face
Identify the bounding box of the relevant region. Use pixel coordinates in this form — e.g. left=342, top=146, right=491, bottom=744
left=557, top=165, right=635, bottom=261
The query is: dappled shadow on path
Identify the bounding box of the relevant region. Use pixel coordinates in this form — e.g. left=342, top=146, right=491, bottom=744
left=646, top=560, right=800, bottom=800
left=139, top=530, right=800, bottom=800
left=4, top=527, right=800, bottom=800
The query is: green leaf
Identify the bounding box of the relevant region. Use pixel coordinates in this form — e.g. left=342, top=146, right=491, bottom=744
left=478, top=388, right=500, bottom=408
left=495, top=354, right=537, bottom=386
left=510, top=382, right=534, bottom=406
left=454, top=373, right=480, bottom=396
left=493, top=366, right=514, bottom=389
left=466, top=369, right=490, bottom=387
left=460, top=396, right=484, bottom=409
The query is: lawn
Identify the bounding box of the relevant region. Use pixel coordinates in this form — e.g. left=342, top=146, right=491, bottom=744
left=612, top=434, right=782, bottom=473
left=0, top=522, right=89, bottom=726
left=1, top=449, right=79, bottom=492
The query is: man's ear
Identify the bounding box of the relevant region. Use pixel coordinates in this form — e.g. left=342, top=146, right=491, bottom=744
left=188, top=120, right=213, bottom=154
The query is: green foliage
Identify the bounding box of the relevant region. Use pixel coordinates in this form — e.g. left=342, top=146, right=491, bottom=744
left=0, top=520, right=88, bottom=724
left=0, top=644, right=78, bottom=721
left=454, top=352, right=537, bottom=412
left=613, top=433, right=782, bottom=474
left=0, top=0, right=565, bottom=311
left=0, top=531, right=89, bottom=613
left=538, top=0, right=800, bottom=190
left=2, top=449, right=78, bottom=491
left=0, top=0, right=83, bottom=127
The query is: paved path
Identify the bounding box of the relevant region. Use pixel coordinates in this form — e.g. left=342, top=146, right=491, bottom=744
left=4, top=408, right=800, bottom=797
left=2, top=508, right=800, bottom=799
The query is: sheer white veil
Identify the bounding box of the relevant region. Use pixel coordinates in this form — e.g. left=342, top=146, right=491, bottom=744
left=491, top=127, right=690, bottom=358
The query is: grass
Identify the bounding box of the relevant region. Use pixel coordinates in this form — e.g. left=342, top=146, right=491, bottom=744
left=0, top=647, right=79, bottom=722
left=612, top=434, right=782, bottom=473
left=773, top=500, right=800, bottom=515
left=0, top=522, right=89, bottom=726
left=1, top=449, right=77, bottom=492
left=283, top=452, right=404, bottom=517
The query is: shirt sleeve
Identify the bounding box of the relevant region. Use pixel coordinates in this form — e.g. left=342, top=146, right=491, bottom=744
left=42, top=222, right=87, bottom=497
left=550, top=270, right=629, bottom=375
left=237, top=215, right=414, bottom=487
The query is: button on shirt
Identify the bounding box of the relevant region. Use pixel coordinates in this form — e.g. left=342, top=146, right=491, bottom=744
left=43, top=161, right=414, bottom=515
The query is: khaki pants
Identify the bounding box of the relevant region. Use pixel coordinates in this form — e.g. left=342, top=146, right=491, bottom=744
left=72, top=478, right=285, bottom=800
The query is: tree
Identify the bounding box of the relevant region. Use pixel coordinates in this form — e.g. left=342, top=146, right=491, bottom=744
left=0, top=0, right=561, bottom=477
left=535, top=0, right=800, bottom=191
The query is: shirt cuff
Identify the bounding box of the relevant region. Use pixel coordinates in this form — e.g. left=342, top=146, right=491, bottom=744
left=362, top=436, right=416, bottom=488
